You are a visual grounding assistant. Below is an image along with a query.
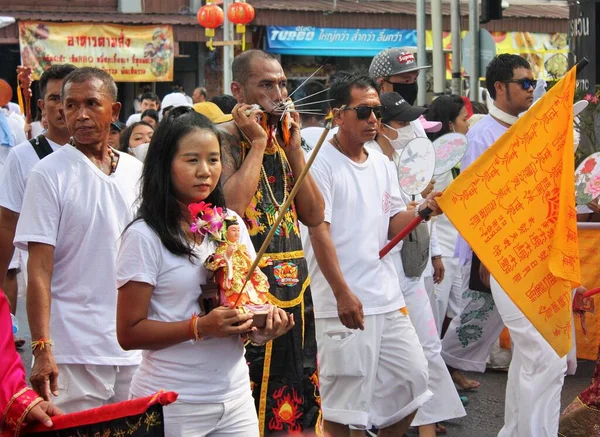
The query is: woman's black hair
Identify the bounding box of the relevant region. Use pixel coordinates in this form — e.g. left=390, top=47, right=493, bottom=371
left=134, top=107, right=226, bottom=259
left=141, top=108, right=159, bottom=124
left=425, top=95, right=465, bottom=141
left=118, top=121, right=154, bottom=153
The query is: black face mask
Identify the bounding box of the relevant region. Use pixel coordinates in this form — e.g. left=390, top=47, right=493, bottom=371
left=390, top=82, right=419, bottom=106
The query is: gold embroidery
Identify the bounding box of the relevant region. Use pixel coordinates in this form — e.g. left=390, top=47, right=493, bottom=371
left=265, top=250, right=304, bottom=261
left=267, top=276, right=310, bottom=308
left=259, top=341, right=274, bottom=437
left=14, top=396, right=42, bottom=437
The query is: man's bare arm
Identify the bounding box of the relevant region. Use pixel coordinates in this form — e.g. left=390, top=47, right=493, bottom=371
left=308, top=222, right=364, bottom=329
left=27, top=242, right=59, bottom=400
left=219, top=128, right=266, bottom=216
left=0, top=207, right=19, bottom=285
left=286, top=149, right=324, bottom=227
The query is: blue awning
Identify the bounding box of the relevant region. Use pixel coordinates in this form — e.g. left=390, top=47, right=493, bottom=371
left=266, top=26, right=417, bottom=57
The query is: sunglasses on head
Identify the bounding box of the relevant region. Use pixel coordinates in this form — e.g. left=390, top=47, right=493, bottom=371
left=504, top=78, right=535, bottom=91
left=341, top=105, right=383, bottom=120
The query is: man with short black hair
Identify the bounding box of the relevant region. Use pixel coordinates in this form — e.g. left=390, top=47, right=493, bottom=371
left=442, top=54, right=563, bottom=436
left=0, top=64, right=76, bottom=335
left=15, top=67, right=142, bottom=412
left=304, top=71, right=441, bottom=437
left=126, top=92, right=160, bottom=126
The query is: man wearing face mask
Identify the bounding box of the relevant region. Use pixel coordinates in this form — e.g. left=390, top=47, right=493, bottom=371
left=366, top=93, right=465, bottom=435
left=369, top=48, right=442, bottom=137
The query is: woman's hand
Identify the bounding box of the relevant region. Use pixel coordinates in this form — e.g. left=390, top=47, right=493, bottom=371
left=197, top=306, right=254, bottom=339
left=248, top=307, right=294, bottom=344
left=25, top=400, right=63, bottom=428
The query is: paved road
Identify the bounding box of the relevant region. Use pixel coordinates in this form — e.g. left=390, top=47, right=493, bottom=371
left=14, top=275, right=595, bottom=436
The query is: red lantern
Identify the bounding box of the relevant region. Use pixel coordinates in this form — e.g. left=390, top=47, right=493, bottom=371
left=227, top=2, right=255, bottom=28
left=227, top=1, right=255, bottom=51
left=197, top=3, right=224, bottom=38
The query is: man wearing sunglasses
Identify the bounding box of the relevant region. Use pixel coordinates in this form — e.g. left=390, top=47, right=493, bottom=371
left=304, top=71, right=445, bottom=437
left=442, top=54, right=565, bottom=437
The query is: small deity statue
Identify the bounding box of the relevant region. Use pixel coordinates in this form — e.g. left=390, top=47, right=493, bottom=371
left=204, top=216, right=272, bottom=325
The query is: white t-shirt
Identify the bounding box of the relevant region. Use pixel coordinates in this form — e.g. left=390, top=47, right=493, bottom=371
left=303, top=143, right=407, bottom=318
left=126, top=113, right=142, bottom=126
left=0, top=137, right=63, bottom=276
left=117, top=212, right=252, bottom=403
left=0, top=137, right=62, bottom=213
left=14, top=145, right=143, bottom=366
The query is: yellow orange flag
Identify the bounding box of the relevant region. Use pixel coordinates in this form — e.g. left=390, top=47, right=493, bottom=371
left=438, top=66, right=580, bottom=356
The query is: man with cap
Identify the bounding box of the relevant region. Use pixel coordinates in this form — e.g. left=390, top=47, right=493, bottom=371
left=108, top=121, right=124, bottom=149
left=367, top=93, right=465, bottom=436
left=159, top=91, right=192, bottom=119
left=369, top=48, right=442, bottom=136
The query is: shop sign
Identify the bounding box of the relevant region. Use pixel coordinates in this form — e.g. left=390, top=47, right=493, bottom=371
left=266, top=26, right=417, bottom=57
left=19, top=21, right=174, bottom=82
left=568, top=0, right=597, bottom=92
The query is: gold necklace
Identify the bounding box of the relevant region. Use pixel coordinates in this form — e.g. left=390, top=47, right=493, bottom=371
left=333, top=134, right=367, bottom=158
left=261, top=143, right=289, bottom=211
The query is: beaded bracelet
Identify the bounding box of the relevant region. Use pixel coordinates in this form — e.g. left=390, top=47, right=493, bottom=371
left=189, top=313, right=201, bottom=342
left=31, top=338, right=54, bottom=352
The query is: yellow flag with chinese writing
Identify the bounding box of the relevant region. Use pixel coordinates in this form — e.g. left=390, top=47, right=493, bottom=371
left=438, top=66, right=580, bottom=356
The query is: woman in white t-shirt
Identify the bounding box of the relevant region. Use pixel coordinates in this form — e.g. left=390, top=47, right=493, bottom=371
left=116, top=107, right=294, bottom=437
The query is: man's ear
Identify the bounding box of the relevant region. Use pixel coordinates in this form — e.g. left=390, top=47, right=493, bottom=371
left=494, top=81, right=505, bottom=98
left=230, top=81, right=244, bottom=103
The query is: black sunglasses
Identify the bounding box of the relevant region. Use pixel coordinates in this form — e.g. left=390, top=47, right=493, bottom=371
left=341, top=105, right=383, bottom=120
left=504, top=78, right=535, bottom=91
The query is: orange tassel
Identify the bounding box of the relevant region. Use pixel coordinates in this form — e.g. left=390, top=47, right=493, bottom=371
left=279, top=112, right=291, bottom=147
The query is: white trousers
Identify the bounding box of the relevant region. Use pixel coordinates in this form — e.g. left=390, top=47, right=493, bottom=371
left=441, top=262, right=505, bottom=372
left=53, top=363, right=137, bottom=413
left=431, top=256, right=465, bottom=331
left=162, top=390, right=259, bottom=437
left=394, top=256, right=466, bottom=426
left=491, top=277, right=566, bottom=437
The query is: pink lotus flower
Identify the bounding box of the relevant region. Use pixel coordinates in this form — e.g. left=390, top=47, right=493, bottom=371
left=584, top=174, right=600, bottom=201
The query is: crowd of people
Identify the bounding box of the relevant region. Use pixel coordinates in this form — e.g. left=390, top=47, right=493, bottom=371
left=0, top=46, right=598, bottom=437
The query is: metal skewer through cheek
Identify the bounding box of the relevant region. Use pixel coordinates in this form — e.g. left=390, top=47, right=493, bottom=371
left=234, top=116, right=334, bottom=307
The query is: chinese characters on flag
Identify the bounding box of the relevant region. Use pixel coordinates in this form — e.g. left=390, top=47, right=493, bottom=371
left=438, top=66, right=580, bottom=356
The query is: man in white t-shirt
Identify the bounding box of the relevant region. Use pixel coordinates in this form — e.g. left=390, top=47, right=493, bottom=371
left=14, top=67, right=142, bottom=413
left=125, top=92, right=160, bottom=126
left=0, top=65, right=76, bottom=341
left=303, top=72, right=443, bottom=436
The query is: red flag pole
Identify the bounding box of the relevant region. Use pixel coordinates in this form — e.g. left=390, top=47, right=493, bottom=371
left=583, top=287, right=600, bottom=298
left=379, top=206, right=432, bottom=259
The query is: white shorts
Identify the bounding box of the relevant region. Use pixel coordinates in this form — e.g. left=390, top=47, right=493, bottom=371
left=162, top=390, right=258, bottom=437
left=53, top=363, right=137, bottom=413
left=316, top=310, right=432, bottom=430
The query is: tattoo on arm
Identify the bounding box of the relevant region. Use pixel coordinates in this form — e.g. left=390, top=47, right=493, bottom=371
left=219, top=131, right=243, bottom=185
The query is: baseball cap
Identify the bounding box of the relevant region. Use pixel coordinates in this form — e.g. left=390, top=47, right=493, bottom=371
left=380, top=92, right=426, bottom=123
left=369, top=48, right=430, bottom=79
left=160, top=92, right=193, bottom=118
left=193, top=102, right=232, bottom=124
left=110, top=121, right=124, bottom=132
